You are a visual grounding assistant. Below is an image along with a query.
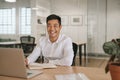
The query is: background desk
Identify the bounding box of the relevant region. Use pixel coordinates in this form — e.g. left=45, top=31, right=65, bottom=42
left=0, top=41, right=36, bottom=48
left=0, top=41, right=21, bottom=48
left=0, top=66, right=111, bottom=80
left=76, top=42, right=86, bottom=66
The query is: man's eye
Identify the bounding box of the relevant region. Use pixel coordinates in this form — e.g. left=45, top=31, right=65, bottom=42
left=54, top=26, right=57, bottom=27
left=47, top=25, right=51, bottom=27
left=54, top=25, right=59, bottom=27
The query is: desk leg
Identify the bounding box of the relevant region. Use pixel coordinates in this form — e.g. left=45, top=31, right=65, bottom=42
left=84, top=44, right=86, bottom=66
left=79, top=45, right=82, bottom=66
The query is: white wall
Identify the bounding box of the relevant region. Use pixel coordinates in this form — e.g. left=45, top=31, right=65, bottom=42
left=107, top=0, right=120, bottom=40
left=30, top=0, right=51, bottom=42
left=87, top=0, right=120, bottom=54
left=50, top=0, right=87, bottom=43
left=87, top=0, right=107, bottom=54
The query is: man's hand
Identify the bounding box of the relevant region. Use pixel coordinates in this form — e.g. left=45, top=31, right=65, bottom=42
left=25, top=58, right=29, bottom=68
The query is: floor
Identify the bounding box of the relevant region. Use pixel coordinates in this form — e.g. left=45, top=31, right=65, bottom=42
left=75, top=56, right=109, bottom=68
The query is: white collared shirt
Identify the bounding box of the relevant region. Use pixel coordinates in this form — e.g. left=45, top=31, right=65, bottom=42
left=27, top=34, right=74, bottom=66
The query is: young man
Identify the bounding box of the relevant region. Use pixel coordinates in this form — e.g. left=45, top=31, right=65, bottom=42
left=26, top=14, right=74, bottom=66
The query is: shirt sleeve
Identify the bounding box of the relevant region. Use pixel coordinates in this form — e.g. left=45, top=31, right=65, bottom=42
left=27, top=39, right=42, bottom=64
left=49, top=38, right=74, bottom=66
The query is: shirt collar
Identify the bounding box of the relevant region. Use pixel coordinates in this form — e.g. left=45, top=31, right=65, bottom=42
left=47, top=34, right=62, bottom=44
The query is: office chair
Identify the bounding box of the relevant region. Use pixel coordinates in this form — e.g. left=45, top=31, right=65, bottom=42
left=72, top=42, right=78, bottom=66
left=20, top=36, right=35, bottom=57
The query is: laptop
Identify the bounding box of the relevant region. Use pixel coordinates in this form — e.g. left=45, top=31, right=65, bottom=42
left=0, top=48, right=42, bottom=78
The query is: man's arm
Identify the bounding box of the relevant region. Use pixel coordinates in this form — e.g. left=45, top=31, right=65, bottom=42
left=27, top=43, right=42, bottom=64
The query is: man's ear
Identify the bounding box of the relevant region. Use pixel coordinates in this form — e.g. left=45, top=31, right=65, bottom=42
left=60, top=25, right=62, bottom=29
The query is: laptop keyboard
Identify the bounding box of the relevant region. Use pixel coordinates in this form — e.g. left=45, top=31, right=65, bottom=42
left=26, top=69, right=33, bottom=76
left=27, top=72, right=32, bottom=76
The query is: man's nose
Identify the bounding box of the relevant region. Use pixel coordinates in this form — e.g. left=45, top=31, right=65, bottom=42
left=50, top=26, right=54, bottom=30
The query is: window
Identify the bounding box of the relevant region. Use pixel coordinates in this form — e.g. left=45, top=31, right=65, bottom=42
left=0, top=8, right=16, bottom=34
left=19, top=8, right=31, bottom=34
left=0, top=7, right=31, bottom=35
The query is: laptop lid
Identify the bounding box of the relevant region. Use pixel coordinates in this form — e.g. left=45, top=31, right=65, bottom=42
left=0, top=48, right=41, bottom=78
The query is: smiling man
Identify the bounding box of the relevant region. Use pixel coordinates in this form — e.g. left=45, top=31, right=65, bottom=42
left=26, top=14, right=74, bottom=66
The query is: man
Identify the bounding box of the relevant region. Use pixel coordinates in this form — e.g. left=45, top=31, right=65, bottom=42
left=26, top=14, right=74, bottom=66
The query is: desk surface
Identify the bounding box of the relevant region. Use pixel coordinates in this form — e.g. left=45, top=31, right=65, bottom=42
left=0, top=66, right=111, bottom=80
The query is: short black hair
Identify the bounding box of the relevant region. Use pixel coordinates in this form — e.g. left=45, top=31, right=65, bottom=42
left=46, top=14, right=61, bottom=25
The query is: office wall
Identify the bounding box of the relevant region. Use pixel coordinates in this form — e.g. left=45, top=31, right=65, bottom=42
left=87, top=0, right=107, bottom=54
left=49, top=0, right=120, bottom=54
left=87, top=0, right=120, bottom=54
left=30, top=0, right=51, bottom=42
left=107, top=0, right=120, bottom=40
left=50, top=0, right=87, bottom=43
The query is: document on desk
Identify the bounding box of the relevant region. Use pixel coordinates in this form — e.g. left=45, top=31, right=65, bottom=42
left=29, top=63, right=57, bottom=69
left=55, top=73, right=89, bottom=80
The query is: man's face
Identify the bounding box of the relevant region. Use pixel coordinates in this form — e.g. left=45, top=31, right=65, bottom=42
left=47, top=19, right=62, bottom=39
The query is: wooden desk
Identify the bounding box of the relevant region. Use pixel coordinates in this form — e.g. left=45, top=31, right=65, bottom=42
left=75, top=42, right=86, bottom=66
left=0, top=66, right=111, bottom=80
left=0, top=41, right=21, bottom=48
left=78, top=43, right=86, bottom=66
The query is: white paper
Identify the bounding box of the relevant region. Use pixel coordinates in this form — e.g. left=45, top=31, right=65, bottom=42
left=55, top=73, right=89, bottom=80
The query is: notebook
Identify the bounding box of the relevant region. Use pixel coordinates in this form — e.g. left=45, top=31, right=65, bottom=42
left=0, top=48, right=42, bottom=78
left=29, top=63, right=57, bottom=69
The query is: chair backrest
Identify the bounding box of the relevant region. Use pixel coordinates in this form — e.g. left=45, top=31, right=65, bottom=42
left=72, top=42, right=78, bottom=66
left=20, top=36, right=35, bottom=54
